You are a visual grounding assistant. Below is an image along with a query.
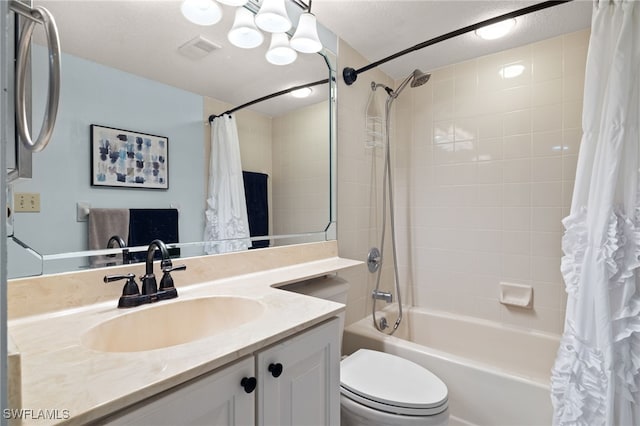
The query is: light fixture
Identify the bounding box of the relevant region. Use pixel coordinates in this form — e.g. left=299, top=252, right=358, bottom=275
left=499, top=63, right=525, bottom=79
left=290, top=12, right=322, bottom=53
left=291, top=87, right=312, bottom=98
left=228, top=7, right=264, bottom=48
left=255, top=0, right=292, bottom=33
left=181, top=0, right=223, bottom=26
left=266, top=33, right=297, bottom=65
left=475, top=18, right=516, bottom=40
left=217, top=0, right=247, bottom=5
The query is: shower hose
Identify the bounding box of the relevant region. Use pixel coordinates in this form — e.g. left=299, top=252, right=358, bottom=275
left=372, top=87, right=403, bottom=335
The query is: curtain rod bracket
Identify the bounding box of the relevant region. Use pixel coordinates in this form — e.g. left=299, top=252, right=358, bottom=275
left=343, top=67, right=358, bottom=86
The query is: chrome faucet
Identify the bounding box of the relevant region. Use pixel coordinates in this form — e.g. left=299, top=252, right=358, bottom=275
left=104, top=239, right=186, bottom=308
left=106, top=235, right=129, bottom=265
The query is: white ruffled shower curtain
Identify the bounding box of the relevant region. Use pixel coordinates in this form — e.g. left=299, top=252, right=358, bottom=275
left=204, top=114, right=251, bottom=254
left=551, top=1, right=640, bottom=425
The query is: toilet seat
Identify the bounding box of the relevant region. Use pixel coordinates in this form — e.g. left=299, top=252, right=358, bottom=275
left=340, top=349, right=448, bottom=416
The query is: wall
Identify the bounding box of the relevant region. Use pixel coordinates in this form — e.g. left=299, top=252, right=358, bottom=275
left=392, top=29, right=589, bottom=334
left=335, top=39, right=395, bottom=326
left=272, top=101, right=330, bottom=237
left=10, top=46, right=204, bottom=276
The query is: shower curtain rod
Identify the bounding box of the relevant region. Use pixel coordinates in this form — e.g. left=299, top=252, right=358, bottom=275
left=208, top=77, right=330, bottom=122
left=342, top=0, right=574, bottom=86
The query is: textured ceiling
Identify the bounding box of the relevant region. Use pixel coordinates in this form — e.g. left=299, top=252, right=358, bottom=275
left=33, top=0, right=593, bottom=116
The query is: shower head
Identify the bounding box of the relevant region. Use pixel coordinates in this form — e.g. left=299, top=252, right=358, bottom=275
left=410, top=69, right=431, bottom=87
left=392, top=68, right=431, bottom=98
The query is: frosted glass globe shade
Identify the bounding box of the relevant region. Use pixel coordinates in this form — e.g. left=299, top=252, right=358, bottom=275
left=291, top=13, right=322, bottom=53
left=228, top=7, right=264, bottom=49
left=181, top=0, right=222, bottom=26
left=218, top=0, right=248, bottom=5
left=266, top=33, right=297, bottom=66
left=255, top=0, right=291, bottom=33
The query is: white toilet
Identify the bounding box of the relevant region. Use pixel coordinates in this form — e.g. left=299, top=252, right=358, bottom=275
left=283, top=277, right=449, bottom=426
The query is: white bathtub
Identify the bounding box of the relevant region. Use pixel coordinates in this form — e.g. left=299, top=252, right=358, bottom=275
left=342, top=307, right=560, bottom=426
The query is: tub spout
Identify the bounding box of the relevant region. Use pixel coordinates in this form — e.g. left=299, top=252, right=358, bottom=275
left=372, top=290, right=393, bottom=303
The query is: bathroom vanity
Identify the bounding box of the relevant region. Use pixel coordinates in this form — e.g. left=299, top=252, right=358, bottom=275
left=103, top=318, right=339, bottom=425
left=6, top=241, right=361, bottom=425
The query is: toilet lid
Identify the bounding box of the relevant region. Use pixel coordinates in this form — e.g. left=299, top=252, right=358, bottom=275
left=340, top=349, right=448, bottom=415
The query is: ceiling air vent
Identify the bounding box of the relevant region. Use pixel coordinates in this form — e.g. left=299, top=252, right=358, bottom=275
left=178, top=36, right=221, bottom=60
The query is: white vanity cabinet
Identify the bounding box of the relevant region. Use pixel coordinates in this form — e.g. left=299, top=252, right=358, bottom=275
left=103, top=317, right=340, bottom=426
left=257, top=317, right=340, bottom=426
left=103, top=356, right=256, bottom=425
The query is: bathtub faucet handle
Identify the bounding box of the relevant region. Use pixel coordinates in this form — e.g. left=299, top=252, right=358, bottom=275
left=367, top=247, right=381, bottom=273
left=372, top=290, right=393, bottom=303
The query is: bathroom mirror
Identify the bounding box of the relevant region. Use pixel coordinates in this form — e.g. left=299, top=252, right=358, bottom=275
left=7, top=0, right=337, bottom=278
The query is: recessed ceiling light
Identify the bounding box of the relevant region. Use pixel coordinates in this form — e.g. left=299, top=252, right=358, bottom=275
left=291, top=87, right=312, bottom=98
left=475, top=18, right=516, bottom=40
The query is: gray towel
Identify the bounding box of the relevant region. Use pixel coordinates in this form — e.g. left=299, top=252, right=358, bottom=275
left=88, top=208, right=130, bottom=267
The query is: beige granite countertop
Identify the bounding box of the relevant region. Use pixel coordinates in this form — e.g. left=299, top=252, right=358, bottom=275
left=7, top=242, right=362, bottom=425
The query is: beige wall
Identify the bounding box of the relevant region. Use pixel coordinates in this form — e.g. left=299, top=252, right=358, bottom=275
left=337, top=29, right=589, bottom=334
left=272, top=101, right=331, bottom=237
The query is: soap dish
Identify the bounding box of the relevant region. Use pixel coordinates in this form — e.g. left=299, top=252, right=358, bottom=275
left=499, top=282, right=533, bottom=309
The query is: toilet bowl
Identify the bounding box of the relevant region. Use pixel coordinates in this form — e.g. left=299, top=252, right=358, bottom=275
left=340, top=349, right=449, bottom=426
left=282, top=277, right=449, bottom=426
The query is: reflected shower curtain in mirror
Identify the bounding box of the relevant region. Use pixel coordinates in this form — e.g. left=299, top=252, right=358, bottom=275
left=204, top=114, right=251, bottom=254
left=551, top=1, right=640, bottom=425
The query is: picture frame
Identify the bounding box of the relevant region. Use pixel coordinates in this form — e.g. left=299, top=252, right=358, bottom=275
left=90, top=124, right=169, bottom=189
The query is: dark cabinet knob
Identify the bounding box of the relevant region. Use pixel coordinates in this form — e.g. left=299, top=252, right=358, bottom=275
left=268, top=363, right=283, bottom=378
left=241, top=377, right=257, bottom=394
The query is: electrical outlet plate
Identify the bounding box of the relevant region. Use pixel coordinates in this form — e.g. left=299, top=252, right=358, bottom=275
left=14, top=192, right=40, bottom=212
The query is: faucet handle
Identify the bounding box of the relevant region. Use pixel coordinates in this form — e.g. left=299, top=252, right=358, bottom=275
left=159, top=264, right=186, bottom=291
left=161, top=264, right=187, bottom=274
left=104, top=273, right=139, bottom=296
left=104, top=273, right=145, bottom=308
left=157, top=264, right=186, bottom=301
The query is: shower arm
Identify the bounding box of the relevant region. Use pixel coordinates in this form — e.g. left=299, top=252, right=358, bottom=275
left=390, top=74, right=414, bottom=98
left=342, top=0, right=574, bottom=86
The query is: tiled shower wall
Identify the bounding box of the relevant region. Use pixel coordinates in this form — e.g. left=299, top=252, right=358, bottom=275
left=392, top=29, right=589, bottom=334
left=336, top=40, right=395, bottom=326
left=272, top=101, right=330, bottom=237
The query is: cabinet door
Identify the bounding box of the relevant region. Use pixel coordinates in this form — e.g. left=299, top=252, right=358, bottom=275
left=257, top=317, right=340, bottom=426
left=103, top=356, right=256, bottom=426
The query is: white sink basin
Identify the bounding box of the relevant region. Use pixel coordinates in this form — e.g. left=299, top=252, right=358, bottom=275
left=82, top=296, right=265, bottom=352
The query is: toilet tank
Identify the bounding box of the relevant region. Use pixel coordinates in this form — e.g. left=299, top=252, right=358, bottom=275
left=281, top=275, right=350, bottom=336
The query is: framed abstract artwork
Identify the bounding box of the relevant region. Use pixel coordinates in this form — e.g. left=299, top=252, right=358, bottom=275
left=90, top=124, right=169, bottom=189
